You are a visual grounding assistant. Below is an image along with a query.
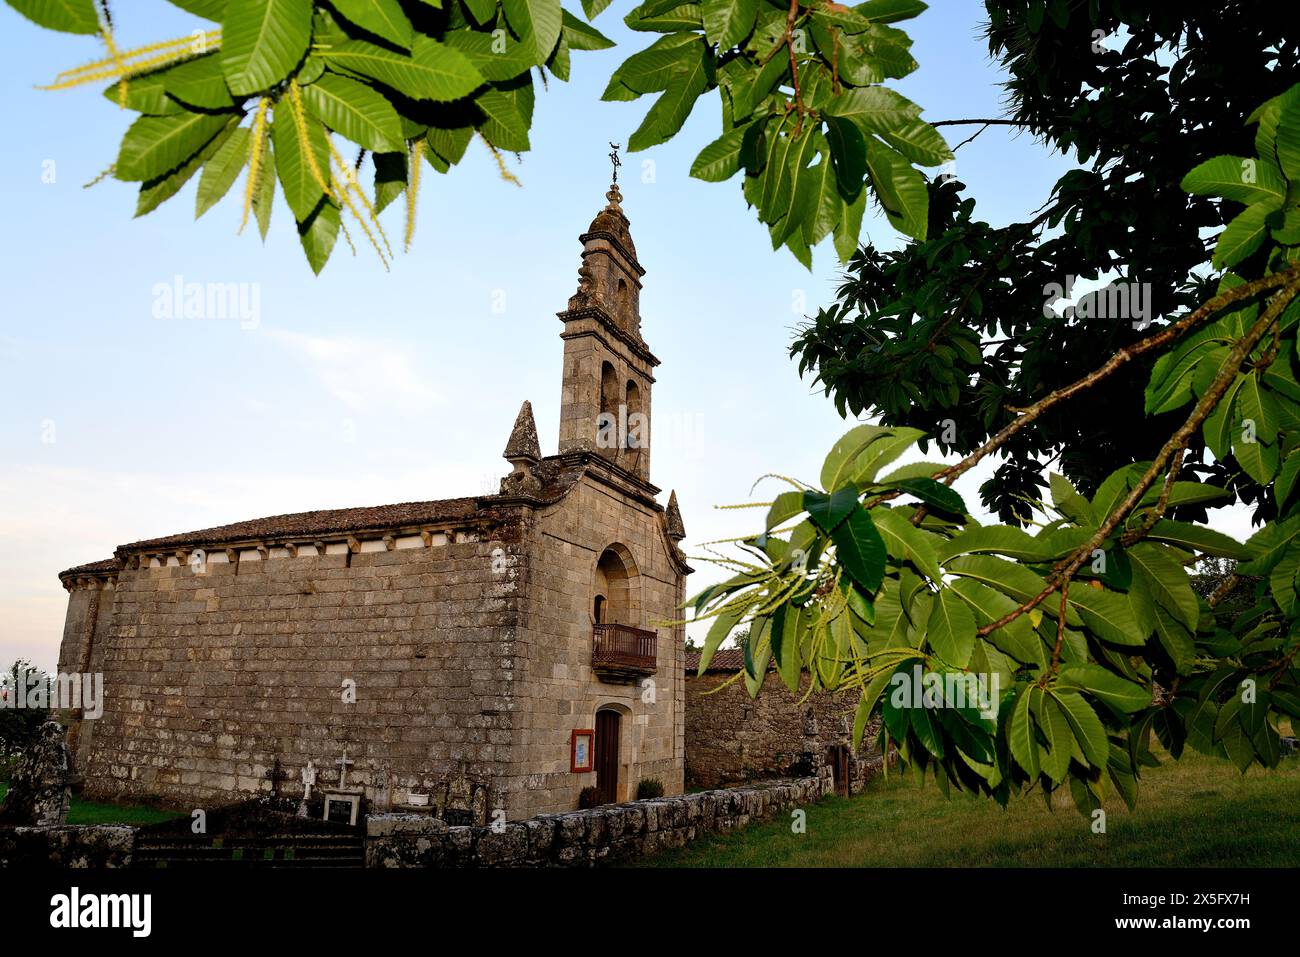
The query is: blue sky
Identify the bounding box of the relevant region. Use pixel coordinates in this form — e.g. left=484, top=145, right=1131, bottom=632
left=0, top=1, right=1087, bottom=670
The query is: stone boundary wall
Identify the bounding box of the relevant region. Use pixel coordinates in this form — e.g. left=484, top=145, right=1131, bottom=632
left=0, top=779, right=825, bottom=868
left=365, top=777, right=825, bottom=867
left=0, top=825, right=136, bottom=868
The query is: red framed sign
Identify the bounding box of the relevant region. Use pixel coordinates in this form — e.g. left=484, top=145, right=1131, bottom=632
left=571, top=729, right=594, bottom=773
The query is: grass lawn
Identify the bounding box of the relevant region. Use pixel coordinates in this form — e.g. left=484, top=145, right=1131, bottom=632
left=634, top=749, right=1300, bottom=867
left=0, top=782, right=185, bottom=827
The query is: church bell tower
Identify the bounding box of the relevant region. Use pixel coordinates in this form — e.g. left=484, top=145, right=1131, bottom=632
left=556, top=152, right=658, bottom=487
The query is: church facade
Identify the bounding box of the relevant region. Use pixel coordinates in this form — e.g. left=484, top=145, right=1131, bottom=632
left=55, top=183, right=690, bottom=823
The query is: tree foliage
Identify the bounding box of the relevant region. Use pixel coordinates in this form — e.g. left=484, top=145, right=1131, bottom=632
left=692, top=81, right=1300, bottom=810
left=791, top=1, right=1300, bottom=523
left=7, top=0, right=951, bottom=271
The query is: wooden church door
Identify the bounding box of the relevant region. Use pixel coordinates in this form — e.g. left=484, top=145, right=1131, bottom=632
left=595, top=709, right=621, bottom=805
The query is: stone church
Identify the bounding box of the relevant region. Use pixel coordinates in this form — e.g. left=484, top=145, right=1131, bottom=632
left=55, top=181, right=691, bottom=824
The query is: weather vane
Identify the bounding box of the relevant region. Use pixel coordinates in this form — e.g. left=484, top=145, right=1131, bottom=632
left=609, top=142, right=622, bottom=184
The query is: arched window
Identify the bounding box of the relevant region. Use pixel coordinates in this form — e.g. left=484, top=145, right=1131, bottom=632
left=598, top=361, right=620, bottom=454
left=593, top=546, right=637, bottom=626
left=624, top=379, right=644, bottom=453
left=616, top=278, right=630, bottom=326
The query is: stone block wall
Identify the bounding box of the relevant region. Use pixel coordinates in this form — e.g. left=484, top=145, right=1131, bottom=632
left=0, top=825, right=136, bottom=868
left=365, top=777, right=823, bottom=867
left=685, top=668, right=880, bottom=793
left=77, top=523, right=526, bottom=820
left=507, top=474, right=686, bottom=818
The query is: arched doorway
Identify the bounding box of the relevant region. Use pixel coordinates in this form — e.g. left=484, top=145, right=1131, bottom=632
left=594, top=707, right=622, bottom=804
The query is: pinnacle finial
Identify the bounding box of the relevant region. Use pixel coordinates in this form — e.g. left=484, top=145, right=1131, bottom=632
left=503, top=400, right=541, bottom=463
left=606, top=142, right=623, bottom=209
left=665, top=490, right=685, bottom=540
left=609, top=141, right=621, bottom=184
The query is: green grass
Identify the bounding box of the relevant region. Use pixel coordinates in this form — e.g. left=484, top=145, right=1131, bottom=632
left=634, top=749, right=1300, bottom=867
left=0, top=782, right=185, bottom=827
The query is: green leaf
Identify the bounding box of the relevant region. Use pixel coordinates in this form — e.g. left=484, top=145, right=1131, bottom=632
left=1051, top=689, right=1107, bottom=768
left=168, top=0, right=227, bottom=19
left=373, top=151, right=407, bottom=213
left=1057, top=664, right=1149, bottom=713
left=1038, top=695, right=1074, bottom=784
left=824, top=86, right=922, bottom=136
left=136, top=116, right=239, bottom=216
left=164, top=52, right=237, bottom=110
left=271, top=92, right=329, bottom=222
left=700, top=0, right=757, bottom=49
left=1142, top=520, right=1248, bottom=560
left=501, top=0, right=564, bottom=62
left=462, top=0, right=498, bottom=24
left=103, top=72, right=183, bottom=115
left=1234, top=431, right=1280, bottom=486
left=878, top=118, right=951, bottom=166
left=322, top=36, right=485, bottom=102
left=562, top=10, right=614, bottom=49
left=626, top=42, right=709, bottom=152
left=1009, top=687, right=1041, bottom=778
left=926, top=589, right=975, bottom=668
left=936, top=526, right=1055, bottom=564
left=803, top=486, right=859, bottom=533
left=690, top=123, right=750, bottom=182
left=1213, top=202, right=1273, bottom=270
left=1129, top=543, right=1198, bottom=632
left=829, top=505, right=887, bottom=593
left=698, top=605, right=743, bottom=674
left=116, top=110, right=236, bottom=182
left=475, top=83, right=533, bottom=151
left=854, top=0, right=927, bottom=23
left=250, top=137, right=276, bottom=239
left=1181, top=154, right=1287, bottom=207
left=872, top=509, right=942, bottom=581
left=327, top=0, right=414, bottom=48
left=301, top=73, right=404, bottom=152
left=4, top=0, right=99, bottom=34
left=885, top=477, right=965, bottom=514
left=1152, top=606, right=1195, bottom=675
left=582, top=0, right=614, bottom=17
left=863, top=137, right=928, bottom=240
left=221, top=0, right=312, bottom=96
left=196, top=124, right=251, bottom=217
left=1068, top=585, right=1145, bottom=647
left=1049, top=472, right=1096, bottom=526
left=297, top=197, right=340, bottom=274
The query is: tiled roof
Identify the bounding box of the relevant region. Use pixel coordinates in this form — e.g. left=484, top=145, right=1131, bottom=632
left=59, top=558, right=122, bottom=578
left=115, top=496, right=488, bottom=553
left=685, top=648, right=746, bottom=673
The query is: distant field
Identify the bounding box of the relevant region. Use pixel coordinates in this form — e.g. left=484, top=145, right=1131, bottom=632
left=634, top=749, right=1300, bottom=867
left=0, top=782, right=184, bottom=827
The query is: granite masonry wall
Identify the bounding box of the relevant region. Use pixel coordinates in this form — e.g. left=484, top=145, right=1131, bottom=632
left=0, top=825, right=136, bottom=868
left=685, top=667, right=880, bottom=793
left=366, top=776, right=823, bottom=867
left=508, top=473, right=687, bottom=819
left=71, top=520, right=528, bottom=822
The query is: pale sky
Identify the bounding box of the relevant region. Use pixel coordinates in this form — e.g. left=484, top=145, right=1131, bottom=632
left=0, top=1, right=1253, bottom=672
